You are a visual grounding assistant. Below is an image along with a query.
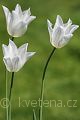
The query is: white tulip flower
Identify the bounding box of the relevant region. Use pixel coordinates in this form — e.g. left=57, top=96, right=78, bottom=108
left=2, top=4, right=36, bottom=37
left=2, top=40, right=35, bottom=72
left=47, top=15, right=79, bottom=48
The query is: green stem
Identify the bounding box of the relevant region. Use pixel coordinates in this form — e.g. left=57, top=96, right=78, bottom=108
left=9, top=103, right=11, bottom=120
left=33, top=109, right=37, bottom=120
left=8, top=72, right=15, bottom=120
left=9, top=36, right=14, bottom=102
left=5, top=69, right=8, bottom=120
left=39, top=47, right=56, bottom=120
left=11, top=37, right=14, bottom=41
left=9, top=72, right=14, bottom=102
left=5, top=36, right=14, bottom=120
left=8, top=36, right=14, bottom=120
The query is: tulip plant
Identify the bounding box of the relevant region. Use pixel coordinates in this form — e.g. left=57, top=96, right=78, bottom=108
left=1, top=3, right=79, bottom=120
left=2, top=4, right=36, bottom=120
left=39, top=15, right=79, bottom=120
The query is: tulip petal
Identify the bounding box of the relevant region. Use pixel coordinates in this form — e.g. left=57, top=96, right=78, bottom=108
left=2, top=5, right=11, bottom=29
left=58, top=34, right=73, bottom=48
left=8, top=40, right=18, bottom=58
left=12, top=57, right=20, bottom=72
left=67, top=18, right=72, bottom=25
left=69, top=25, right=79, bottom=34
left=65, top=24, right=79, bottom=34
left=64, top=18, right=72, bottom=28
left=11, top=21, right=27, bottom=37
left=18, top=43, right=28, bottom=67
left=47, top=19, right=53, bottom=39
left=56, top=15, right=63, bottom=26
left=2, top=6, right=8, bottom=17
left=3, top=57, right=13, bottom=72
left=18, top=43, right=28, bottom=56
left=51, top=26, right=64, bottom=47
left=64, top=34, right=73, bottom=39
left=12, top=11, right=20, bottom=24
left=26, top=52, right=36, bottom=60
left=9, top=40, right=17, bottom=51
left=23, top=8, right=31, bottom=17
left=26, top=16, right=36, bottom=26
left=2, top=6, right=10, bottom=22
left=23, top=8, right=35, bottom=23
left=2, top=44, right=9, bottom=57
left=15, top=4, right=22, bottom=16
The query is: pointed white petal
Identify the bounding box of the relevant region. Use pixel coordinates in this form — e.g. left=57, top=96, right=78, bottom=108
left=23, top=8, right=31, bottom=16
left=2, top=5, right=11, bottom=32
left=8, top=40, right=18, bottom=58
left=19, top=51, right=35, bottom=69
left=26, top=52, right=36, bottom=60
left=3, top=57, right=13, bottom=72
left=64, top=18, right=72, bottom=28
left=47, top=19, right=53, bottom=39
left=18, top=43, right=28, bottom=56
left=56, top=15, right=63, bottom=26
left=6, top=14, right=13, bottom=36
left=18, top=43, right=28, bottom=68
left=15, top=4, right=22, bottom=15
left=67, top=18, right=72, bottom=25
left=2, top=6, right=10, bottom=21
left=69, top=25, right=79, bottom=34
left=2, top=44, right=9, bottom=57
left=23, top=8, right=31, bottom=21
left=26, top=16, right=36, bottom=26
left=65, top=24, right=79, bottom=34
left=9, top=39, right=17, bottom=50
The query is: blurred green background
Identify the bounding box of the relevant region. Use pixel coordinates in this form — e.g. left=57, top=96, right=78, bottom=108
left=0, top=0, right=80, bottom=120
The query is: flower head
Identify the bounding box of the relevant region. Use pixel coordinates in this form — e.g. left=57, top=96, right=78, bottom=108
left=2, top=40, right=35, bottom=72
left=2, top=4, right=36, bottom=37
left=47, top=15, right=79, bottom=48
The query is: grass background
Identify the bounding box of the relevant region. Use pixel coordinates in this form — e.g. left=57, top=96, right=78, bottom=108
left=0, top=0, right=80, bottom=119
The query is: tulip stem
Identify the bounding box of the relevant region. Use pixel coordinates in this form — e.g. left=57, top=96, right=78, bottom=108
left=11, top=37, right=14, bottom=41
left=39, top=47, right=56, bottom=120
left=7, top=36, right=14, bottom=120
left=8, top=72, right=15, bottom=120
left=33, top=109, right=37, bottom=120
left=9, top=72, right=14, bottom=102
left=9, top=36, right=14, bottom=101
left=5, top=69, right=8, bottom=120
